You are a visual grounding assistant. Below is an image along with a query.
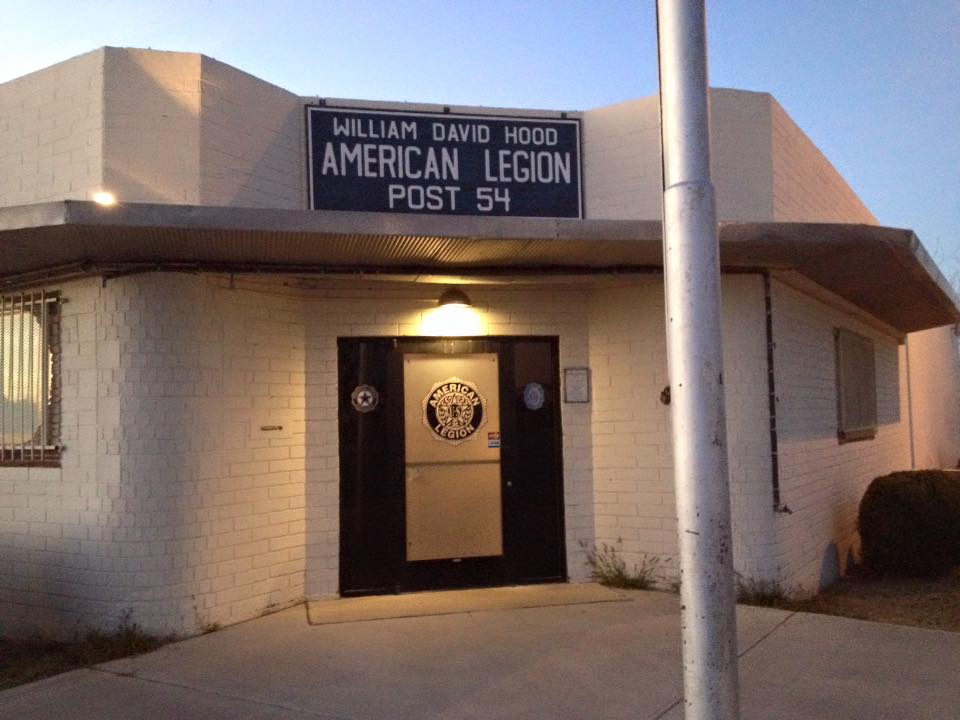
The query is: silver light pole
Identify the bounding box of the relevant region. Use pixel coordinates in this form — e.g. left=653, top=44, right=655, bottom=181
left=656, top=1, right=740, bottom=718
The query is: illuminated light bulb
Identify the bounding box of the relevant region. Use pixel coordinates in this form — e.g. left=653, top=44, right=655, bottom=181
left=420, top=303, right=485, bottom=336
left=92, top=191, right=117, bottom=206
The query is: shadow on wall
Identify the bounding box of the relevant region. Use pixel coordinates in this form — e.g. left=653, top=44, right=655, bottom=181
left=102, top=51, right=203, bottom=204
left=817, top=500, right=865, bottom=592
left=818, top=542, right=861, bottom=593
left=198, top=56, right=305, bottom=209
left=303, top=304, right=340, bottom=600
left=775, top=332, right=902, bottom=445
left=101, top=49, right=306, bottom=209
left=819, top=542, right=840, bottom=592
left=0, top=539, right=116, bottom=639
left=115, top=274, right=229, bottom=633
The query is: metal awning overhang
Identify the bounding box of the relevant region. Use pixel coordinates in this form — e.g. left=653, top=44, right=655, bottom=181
left=0, top=200, right=957, bottom=333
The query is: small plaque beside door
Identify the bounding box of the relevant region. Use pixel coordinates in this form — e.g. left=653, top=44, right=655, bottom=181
left=563, top=367, right=591, bottom=403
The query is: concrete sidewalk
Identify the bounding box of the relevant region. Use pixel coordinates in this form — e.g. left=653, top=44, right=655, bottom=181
left=2, top=589, right=958, bottom=719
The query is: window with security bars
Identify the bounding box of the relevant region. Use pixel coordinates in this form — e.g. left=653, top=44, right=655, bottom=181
left=0, top=291, right=60, bottom=463
left=834, top=327, right=877, bottom=443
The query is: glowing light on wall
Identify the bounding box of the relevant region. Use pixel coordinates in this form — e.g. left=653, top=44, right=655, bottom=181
left=420, top=304, right=486, bottom=336
left=92, top=191, right=117, bottom=206
left=420, top=288, right=486, bottom=336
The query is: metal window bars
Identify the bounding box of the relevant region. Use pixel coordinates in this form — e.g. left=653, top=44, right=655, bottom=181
left=0, top=290, right=59, bottom=463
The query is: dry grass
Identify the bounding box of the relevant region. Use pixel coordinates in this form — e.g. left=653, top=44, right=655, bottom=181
left=0, top=621, right=175, bottom=691
left=580, top=539, right=663, bottom=590
left=792, top=566, right=960, bottom=633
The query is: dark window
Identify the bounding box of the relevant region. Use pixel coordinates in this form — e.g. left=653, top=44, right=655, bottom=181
left=834, top=327, right=877, bottom=443
left=0, top=291, right=60, bottom=464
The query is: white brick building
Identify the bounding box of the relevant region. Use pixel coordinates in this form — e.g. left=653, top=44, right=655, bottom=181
left=1, top=48, right=958, bottom=638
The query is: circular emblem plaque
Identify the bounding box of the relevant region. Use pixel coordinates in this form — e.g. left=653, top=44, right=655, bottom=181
left=423, top=376, right=487, bottom=445
left=350, top=384, right=379, bottom=413
left=522, top=382, right=546, bottom=411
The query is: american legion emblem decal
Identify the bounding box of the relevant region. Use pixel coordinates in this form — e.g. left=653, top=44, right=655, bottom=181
left=350, top=384, right=379, bottom=413
left=423, top=376, right=487, bottom=445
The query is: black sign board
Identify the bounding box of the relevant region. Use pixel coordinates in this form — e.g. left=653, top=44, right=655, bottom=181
left=307, top=107, right=582, bottom=218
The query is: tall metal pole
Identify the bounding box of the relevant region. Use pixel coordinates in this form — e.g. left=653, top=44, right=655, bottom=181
left=656, top=2, right=740, bottom=719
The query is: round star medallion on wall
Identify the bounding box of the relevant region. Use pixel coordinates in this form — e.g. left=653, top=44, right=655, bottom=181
left=351, top=384, right=379, bottom=413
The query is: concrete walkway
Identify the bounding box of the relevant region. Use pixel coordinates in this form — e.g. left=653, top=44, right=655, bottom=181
left=2, top=589, right=958, bottom=719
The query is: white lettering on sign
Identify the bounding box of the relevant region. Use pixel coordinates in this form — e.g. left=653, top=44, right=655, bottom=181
left=431, top=122, right=491, bottom=143
left=309, top=107, right=582, bottom=217
left=388, top=184, right=461, bottom=211
left=332, top=116, right=418, bottom=140
left=423, top=377, right=487, bottom=445
left=475, top=187, right=510, bottom=212
left=482, top=150, right=571, bottom=184
left=503, top=126, right=559, bottom=146
left=321, top=143, right=459, bottom=181
left=429, top=382, right=482, bottom=408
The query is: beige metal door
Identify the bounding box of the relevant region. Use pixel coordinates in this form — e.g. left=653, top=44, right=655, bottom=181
left=403, top=353, right=502, bottom=562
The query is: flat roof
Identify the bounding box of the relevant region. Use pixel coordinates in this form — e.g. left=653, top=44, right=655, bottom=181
left=0, top=200, right=957, bottom=333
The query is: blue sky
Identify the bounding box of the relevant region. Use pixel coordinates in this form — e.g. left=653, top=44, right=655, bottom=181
left=3, top=1, right=958, bottom=283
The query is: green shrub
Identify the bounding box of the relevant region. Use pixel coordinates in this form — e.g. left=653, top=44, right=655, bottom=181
left=858, top=470, right=960, bottom=577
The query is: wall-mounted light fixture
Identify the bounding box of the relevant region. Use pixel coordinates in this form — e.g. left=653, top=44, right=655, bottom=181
left=422, top=287, right=483, bottom=336
left=438, top=287, right=472, bottom=307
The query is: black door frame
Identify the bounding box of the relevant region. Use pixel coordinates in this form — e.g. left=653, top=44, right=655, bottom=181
left=337, top=336, right=567, bottom=595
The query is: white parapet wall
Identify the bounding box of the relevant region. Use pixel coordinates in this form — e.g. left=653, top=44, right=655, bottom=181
left=0, top=49, right=106, bottom=205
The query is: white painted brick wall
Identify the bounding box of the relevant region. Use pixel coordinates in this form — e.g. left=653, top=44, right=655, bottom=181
left=586, top=275, right=777, bottom=586
left=709, top=90, right=774, bottom=221
left=905, top=325, right=960, bottom=469
left=1, top=274, right=598, bottom=636
left=0, top=270, right=935, bottom=635
left=102, top=49, right=202, bottom=205
left=0, top=49, right=105, bottom=207
left=0, top=278, right=122, bottom=637
left=770, top=99, right=877, bottom=224
left=0, top=275, right=308, bottom=637
left=111, top=274, right=308, bottom=631
left=582, top=89, right=774, bottom=222
left=770, top=279, right=910, bottom=594
left=581, top=96, right=662, bottom=220
left=198, top=56, right=304, bottom=208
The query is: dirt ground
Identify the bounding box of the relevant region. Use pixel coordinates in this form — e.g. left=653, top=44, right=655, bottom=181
left=0, top=624, right=173, bottom=691
left=791, top=566, right=960, bottom=633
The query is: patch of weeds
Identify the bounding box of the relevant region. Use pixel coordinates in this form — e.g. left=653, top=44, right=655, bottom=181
left=735, top=575, right=796, bottom=609
left=0, top=609, right=176, bottom=691
left=580, top=538, right=662, bottom=590
left=73, top=610, right=173, bottom=664
left=200, top=621, right=222, bottom=634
